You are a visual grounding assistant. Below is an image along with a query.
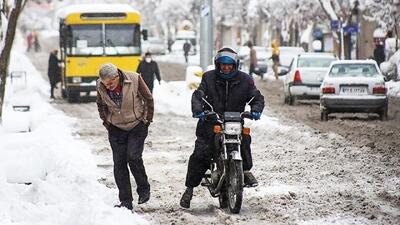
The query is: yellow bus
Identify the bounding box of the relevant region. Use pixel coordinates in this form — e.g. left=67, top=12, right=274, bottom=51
left=58, top=4, right=146, bottom=102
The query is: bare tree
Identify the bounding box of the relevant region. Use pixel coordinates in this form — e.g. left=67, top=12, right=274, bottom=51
left=0, top=0, right=27, bottom=123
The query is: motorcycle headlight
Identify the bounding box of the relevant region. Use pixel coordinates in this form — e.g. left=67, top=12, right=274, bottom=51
left=224, top=122, right=242, bottom=135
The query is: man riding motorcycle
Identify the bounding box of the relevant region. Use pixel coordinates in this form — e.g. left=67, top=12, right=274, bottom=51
left=180, top=47, right=265, bottom=208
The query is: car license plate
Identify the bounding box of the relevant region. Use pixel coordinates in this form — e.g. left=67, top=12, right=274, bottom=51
left=340, top=86, right=367, bottom=95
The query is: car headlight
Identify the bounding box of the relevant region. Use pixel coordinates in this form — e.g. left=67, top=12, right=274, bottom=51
left=72, top=77, right=82, bottom=83
left=224, top=122, right=242, bottom=135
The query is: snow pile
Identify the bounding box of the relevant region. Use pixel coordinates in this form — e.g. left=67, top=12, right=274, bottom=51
left=386, top=80, right=400, bottom=96
left=153, top=81, right=192, bottom=116
left=0, top=38, right=149, bottom=225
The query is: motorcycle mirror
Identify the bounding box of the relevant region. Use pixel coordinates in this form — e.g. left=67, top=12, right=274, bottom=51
left=202, top=97, right=214, bottom=112
left=246, top=96, right=255, bottom=105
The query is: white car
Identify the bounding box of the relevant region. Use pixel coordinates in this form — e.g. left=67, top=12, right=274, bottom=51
left=284, top=53, right=337, bottom=105
left=142, top=37, right=166, bottom=55
left=320, top=60, right=388, bottom=121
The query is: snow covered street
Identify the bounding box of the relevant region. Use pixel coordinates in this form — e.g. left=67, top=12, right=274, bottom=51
left=0, top=31, right=394, bottom=224
left=0, top=1, right=399, bottom=224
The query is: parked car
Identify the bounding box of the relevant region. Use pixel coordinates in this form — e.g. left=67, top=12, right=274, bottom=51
left=320, top=60, right=388, bottom=121
left=283, top=53, right=337, bottom=105
left=142, top=37, right=167, bottom=55
left=252, top=46, right=271, bottom=77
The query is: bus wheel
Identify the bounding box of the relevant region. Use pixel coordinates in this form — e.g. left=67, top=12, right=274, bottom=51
left=61, top=88, right=67, bottom=99
left=67, top=90, right=80, bottom=103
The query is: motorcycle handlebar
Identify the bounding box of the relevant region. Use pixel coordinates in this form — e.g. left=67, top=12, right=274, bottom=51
left=203, top=111, right=253, bottom=121
left=241, top=111, right=253, bottom=120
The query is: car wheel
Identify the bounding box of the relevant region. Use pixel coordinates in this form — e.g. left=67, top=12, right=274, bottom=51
left=288, top=96, right=295, bottom=105
left=379, top=106, right=388, bottom=121
left=284, top=95, right=289, bottom=104
left=321, top=111, right=328, bottom=121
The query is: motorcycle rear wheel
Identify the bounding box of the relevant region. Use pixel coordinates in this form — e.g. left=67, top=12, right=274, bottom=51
left=228, top=159, right=243, bottom=214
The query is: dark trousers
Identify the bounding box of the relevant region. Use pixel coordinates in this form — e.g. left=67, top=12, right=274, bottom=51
left=50, top=81, right=56, bottom=98
left=249, top=64, right=256, bottom=76
left=185, top=132, right=253, bottom=188
left=108, top=122, right=150, bottom=203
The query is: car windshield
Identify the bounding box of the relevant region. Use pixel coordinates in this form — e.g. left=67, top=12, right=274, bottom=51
left=298, top=57, right=335, bottom=68
left=329, top=64, right=379, bottom=77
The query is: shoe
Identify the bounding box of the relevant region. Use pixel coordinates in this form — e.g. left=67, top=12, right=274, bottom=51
left=138, top=192, right=150, bottom=204
left=179, top=187, right=193, bottom=208
left=114, top=201, right=133, bottom=210
left=244, top=171, right=258, bottom=187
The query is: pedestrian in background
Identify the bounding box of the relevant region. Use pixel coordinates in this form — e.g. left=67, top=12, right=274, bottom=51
left=373, top=42, right=385, bottom=67
left=270, top=39, right=280, bottom=80
left=33, top=31, right=41, bottom=52
left=26, top=32, right=33, bottom=52
left=248, top=41, right=258, bottom=77
left=183, top=40, right=191, bottom=63
left=96, top=63, right=154, bottom=210
left=47, top=49, right=60, bottom=99
left=136, top=52, right=161, bottom=93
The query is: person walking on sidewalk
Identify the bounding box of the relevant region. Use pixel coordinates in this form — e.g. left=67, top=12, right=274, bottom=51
left=136, top=52, right=161, bottom=93
left=47, top=49, right=60, bottom=99
left=96, top=63, right=154, bottom=210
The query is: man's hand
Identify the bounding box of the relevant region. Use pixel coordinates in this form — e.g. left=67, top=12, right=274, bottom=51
left=251, top=111, right=262, bottom=120
left=193, top=111, right=206, bottom=119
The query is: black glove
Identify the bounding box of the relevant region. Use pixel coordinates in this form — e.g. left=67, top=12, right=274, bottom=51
left=102, top=121, right=110, bottom=130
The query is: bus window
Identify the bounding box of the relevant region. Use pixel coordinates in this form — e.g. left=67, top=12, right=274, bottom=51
left=70, top=24, right=103, bottom=56
left=105, top=24, right=141, bottom=55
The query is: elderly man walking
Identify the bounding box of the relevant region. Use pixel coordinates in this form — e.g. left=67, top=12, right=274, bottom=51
left=96, top=63, right=154, bottom=210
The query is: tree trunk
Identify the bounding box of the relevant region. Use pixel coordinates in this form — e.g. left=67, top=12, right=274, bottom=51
left=0, top=0, right=24, bottom=123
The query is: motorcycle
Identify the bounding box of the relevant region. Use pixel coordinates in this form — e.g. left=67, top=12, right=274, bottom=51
left=200, top=97, right=255, bottom=214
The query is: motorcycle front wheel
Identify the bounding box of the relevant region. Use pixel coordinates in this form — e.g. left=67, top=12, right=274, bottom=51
left=227, top=159, right=243, bottom=214
left=219, top=184, right=228, bottom=209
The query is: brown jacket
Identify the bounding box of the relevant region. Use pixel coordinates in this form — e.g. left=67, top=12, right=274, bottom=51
left=249, top=47, right=257, bottom=66
left=96, top=69, right=154, bottom=131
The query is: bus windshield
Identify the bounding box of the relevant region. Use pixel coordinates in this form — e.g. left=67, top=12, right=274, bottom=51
left=67, top=24, right=141, bottom=56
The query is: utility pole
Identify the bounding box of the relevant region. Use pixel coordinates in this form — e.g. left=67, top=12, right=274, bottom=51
left=200, top=0, right=213, bottom=71
left=340, top=19, right=345, bottom=60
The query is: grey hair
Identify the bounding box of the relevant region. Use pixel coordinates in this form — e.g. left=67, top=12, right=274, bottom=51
left=99, top=63, right=118, bottom=80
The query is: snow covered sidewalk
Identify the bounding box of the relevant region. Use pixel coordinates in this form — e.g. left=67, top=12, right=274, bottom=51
left=0, top=38, right=149, bottom=225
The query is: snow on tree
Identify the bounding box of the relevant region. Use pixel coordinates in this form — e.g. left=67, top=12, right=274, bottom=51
left=364, top=0, right=400, bottom=32
left=258, top=0, right=327, bottom=45
left=0, top=0, right=27, bottom=122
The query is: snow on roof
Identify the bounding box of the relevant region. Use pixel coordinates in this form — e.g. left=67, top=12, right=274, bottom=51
left=56, top=4, right=139, bottom=19
left=331, top=59, right=378, bottom=65
left=298, top=52, right=336, bottom=58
